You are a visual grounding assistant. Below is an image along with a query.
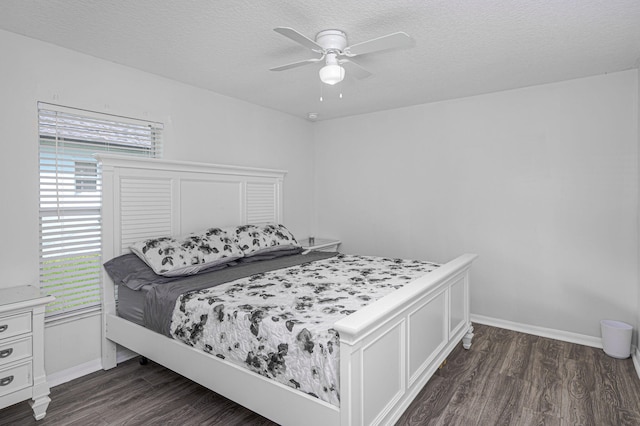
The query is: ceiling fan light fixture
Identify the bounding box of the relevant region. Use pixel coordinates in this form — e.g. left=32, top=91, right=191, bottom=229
left=319, top=64, right=345, bottom=85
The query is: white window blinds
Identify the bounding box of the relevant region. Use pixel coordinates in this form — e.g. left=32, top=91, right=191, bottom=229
left=38, top=104, right=162, bottom=318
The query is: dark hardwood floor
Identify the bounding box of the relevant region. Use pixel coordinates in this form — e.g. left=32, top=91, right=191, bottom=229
left=2, top=324, right=640, bottom=425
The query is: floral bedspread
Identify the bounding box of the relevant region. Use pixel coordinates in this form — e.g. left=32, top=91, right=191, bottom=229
left=169, top=253, right=439, bottom=406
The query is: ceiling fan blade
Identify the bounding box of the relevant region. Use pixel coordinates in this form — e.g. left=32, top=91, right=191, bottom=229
left=339, top=59, right=373, bottom=80
left=270, top=57, right=323, bottom=71
left=343, top=32, right=413, bottom=57
left=274, top=27, right=324, bottom=52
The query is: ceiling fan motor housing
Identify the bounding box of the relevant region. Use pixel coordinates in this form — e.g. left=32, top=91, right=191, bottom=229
left=315, top=29, right=347, bottom=52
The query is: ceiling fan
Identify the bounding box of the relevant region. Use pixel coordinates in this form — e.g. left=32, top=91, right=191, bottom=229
left=270, top=27, right=413, bottom=85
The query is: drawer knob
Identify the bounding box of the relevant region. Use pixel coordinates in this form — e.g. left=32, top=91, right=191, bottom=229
left=0, top=348, right=13, bottom=358
left=0, top=375, right=13, bottom=386
left=0, top=325, right=7, bottom=333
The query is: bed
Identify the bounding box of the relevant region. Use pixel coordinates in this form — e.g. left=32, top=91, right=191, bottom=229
left=98, top=154, right=477, bottom=426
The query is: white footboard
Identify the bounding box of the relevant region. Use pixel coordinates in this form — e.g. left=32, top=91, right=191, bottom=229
left=334, top=253, right=477, bottom=426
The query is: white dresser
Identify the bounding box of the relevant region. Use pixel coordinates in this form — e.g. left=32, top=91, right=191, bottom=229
left=0, top=286, right=54, bottom=420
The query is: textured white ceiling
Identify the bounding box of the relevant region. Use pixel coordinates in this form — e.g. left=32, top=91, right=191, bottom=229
left=1, top=0, right=639, bottom=121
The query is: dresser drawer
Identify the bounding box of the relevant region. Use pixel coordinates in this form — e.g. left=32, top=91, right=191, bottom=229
left=0, top=336, right=32, bottom=368
left=0, top=361, right=32, bottom=398
left=0, top=312, right=32, bottom=341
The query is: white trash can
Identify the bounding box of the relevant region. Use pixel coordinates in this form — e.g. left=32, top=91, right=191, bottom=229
left=600, top=320, right=633, bottom=359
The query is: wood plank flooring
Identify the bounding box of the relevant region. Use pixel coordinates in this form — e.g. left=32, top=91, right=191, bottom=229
left=2, top=324, right=639, bottom=425
left=397, top=324, right=640, bottom=426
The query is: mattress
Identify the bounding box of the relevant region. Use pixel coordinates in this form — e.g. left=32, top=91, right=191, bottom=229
left=116, top=285, right=148, bottom=326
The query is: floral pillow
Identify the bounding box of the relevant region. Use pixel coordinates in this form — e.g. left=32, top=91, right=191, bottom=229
left=228, top=223, right=300, bottom=257
left=130, top=227, right=244, bottom=277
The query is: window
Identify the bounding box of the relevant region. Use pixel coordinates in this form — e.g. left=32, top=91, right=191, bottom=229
left=38, top=103, right=162, bottom=318
left=74, top=161, right=98, bottom=192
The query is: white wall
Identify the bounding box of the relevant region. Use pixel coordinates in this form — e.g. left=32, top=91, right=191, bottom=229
left=0, top=29, right=315, bottom=377
left=313, top=70, right=638, bottom=339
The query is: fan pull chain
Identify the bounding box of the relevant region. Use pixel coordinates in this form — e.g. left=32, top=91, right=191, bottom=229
left=317, top=82, right=343, bottom=102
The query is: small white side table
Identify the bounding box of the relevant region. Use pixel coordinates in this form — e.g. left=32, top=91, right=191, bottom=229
left=300, top=238, right=341, bottom=252
left=0, top=286, right=54, bottom=420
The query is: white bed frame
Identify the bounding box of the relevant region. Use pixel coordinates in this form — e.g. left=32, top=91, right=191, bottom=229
left=98, top=154, right=477, bottom=426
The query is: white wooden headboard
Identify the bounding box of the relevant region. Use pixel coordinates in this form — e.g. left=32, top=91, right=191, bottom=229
left=98, top=154, right=287, bottom=368
left=97, top=154, right=287, bottom=261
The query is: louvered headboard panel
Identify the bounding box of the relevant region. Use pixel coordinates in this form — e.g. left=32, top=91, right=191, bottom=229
left=246, top=181, right=280, bottom=224
left=97, top=155, right=286, bottom=259
left=120, top=177, right=173, bottom=252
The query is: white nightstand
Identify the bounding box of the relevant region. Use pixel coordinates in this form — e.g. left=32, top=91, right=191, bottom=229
left=300, top=238, right=341, bottom=252
left=0, top=286, right=54, bottom=420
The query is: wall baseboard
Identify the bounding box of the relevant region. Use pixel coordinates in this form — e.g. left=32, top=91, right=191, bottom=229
left=470, top=314, right=603, bottom=348
left=47, top=359, right=101, bottom=388
left=47, top=347, right=139, bottom=388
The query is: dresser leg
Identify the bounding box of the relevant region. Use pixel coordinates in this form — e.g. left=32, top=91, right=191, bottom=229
left=29, top=395, right=51, bottom=420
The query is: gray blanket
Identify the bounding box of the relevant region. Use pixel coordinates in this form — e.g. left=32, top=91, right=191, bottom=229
left=143, top=251, right=337, bottom=336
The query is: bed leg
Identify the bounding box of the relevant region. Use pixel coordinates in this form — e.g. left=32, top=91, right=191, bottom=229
left=102, top=337, right=117, bottom=370
left=462, top=325, right=474, bottom=350
left=139, top=356, right=149, bottom=365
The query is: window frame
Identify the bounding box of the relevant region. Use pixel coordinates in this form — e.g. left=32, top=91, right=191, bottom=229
left=38, top=103, right=163, bottom=319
